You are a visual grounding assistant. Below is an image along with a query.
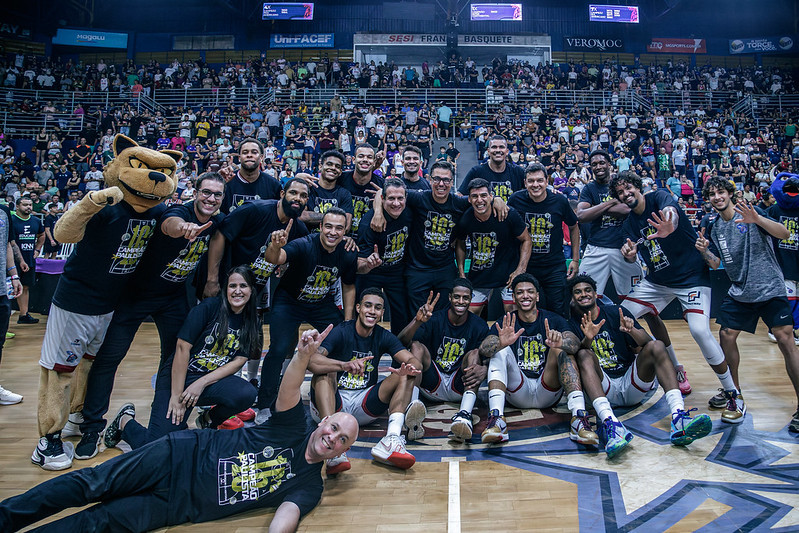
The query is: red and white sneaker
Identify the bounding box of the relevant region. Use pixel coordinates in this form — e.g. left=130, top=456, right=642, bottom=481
left=218, top=416, right=244, bottom=430
left=371, top=434, right=415, bottom=469
left=237, top=408, right=256, bottom=422
left=326, top=452, right=351, bottom=475
left=676, top=365, right=692, bottom=396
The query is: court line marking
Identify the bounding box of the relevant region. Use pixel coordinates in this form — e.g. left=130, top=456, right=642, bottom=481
left=443, top=457, right=465, bottom=533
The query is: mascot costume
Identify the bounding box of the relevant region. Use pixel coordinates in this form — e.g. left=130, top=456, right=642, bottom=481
left=32, top=134, right=180, bottom=470
left=769, top=172, right=799, bottom=340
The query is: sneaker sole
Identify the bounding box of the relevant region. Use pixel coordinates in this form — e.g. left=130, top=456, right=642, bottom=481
left=74, top=444, right=100, bottom=460
left=721, top=413, right=746, bottom=424
left=604, top=432, right=634, bottom=459
left=326, top=461, right=351, bottom=476
left=570, top=431, right=599, bottom=446
left=31, top=442, right=74, bottom=471
left=0, top=398, right=23, bottom=405
left=404, top=401, right=426, bottom=441
left=671, top=414, right=712, bottom=446
left=372, top=452, right=416, bottom=470
left=481, top=433, right=509, bottom=444
left=450, top=421, right=473, bottom=442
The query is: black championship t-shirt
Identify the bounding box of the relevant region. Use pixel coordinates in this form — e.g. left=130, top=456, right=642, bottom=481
left=339, top=170, right=385, bottom=236
left=508, top=190, right=577, bottom=269
left=10, top=213, right=43, bottom=264
left=177, top=296, right=255, bottom=373
left=307, top=185, right=354, bottom=228
left=277, top=234, right=357, bottom=304
left=321, top=320, right=406, bottom=390
left=413, top=309, right=488, bottom=374
left=357, top=208, right=413, bottom=277
left=568, top=303, right=639, bottom=378
left=767, top=203, right=799, bottom=281
left=579, top=181, right=625, bottom=248
left=130, top=201, right=223, bottom=298
left=53, top=202, right=166, bottom=315
left=406, top=191, right=470, bottom=271
left=458, top=163, right=526, bottom=203
left=621, top=190, right=709, bottom=288
left=455, top=207, right=526, bottom=288
left=487, top=309, right=571, bottom=379
left=221, top=171, right=282, bottom=214
left=168, top=400, right=322, bottom=524
left=402, top=176, right=431, bottom=191
left=219, top=200, right=309, bottom=289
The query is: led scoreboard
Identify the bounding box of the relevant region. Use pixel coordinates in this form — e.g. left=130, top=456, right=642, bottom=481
left=588, top=4, right=639, bottom=23
left=470, top=4, right=523, bottom=21
left=262, top=3, right=314, bottom=20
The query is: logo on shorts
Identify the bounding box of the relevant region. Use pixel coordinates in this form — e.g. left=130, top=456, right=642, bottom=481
left=631, top=275, right=641, bottom=287
left=687, top=290, right=700, bottom=302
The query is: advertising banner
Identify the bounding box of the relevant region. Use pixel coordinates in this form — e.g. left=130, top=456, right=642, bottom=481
left=269, top=33, right=334, bottom=48
left=52, top=28, right=128, bottom=48
left=729, top=36, right=794, bottom=54
left=646, top=38, right=707, bottom=54
left=563, top=36, right=624, bottom=52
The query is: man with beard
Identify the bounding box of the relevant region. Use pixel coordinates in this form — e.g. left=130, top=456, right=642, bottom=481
left=338, top=143, right=384, bottom=237
left=579, top=150, right=692, bottom=396
left=74, top=173, right=226, bottom=459
left=299, top=150, right=353, bottom=231
left=400, top=145, right=431, bottom=191
left=259, top=208, right=382, bottom=420
left=398, top=280, right=489, bottom=442
left=568, top=275, right=712, bottom=453
left=308, top=289, right=423, bottom=473
left=220, top=138, right=282, bottom=214
left=610, top=171, right=743, bottom=423
left=458, top=135, right=525, bottom=203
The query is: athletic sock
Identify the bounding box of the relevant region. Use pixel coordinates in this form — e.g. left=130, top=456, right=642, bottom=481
left=665, top=344, right=680, bottom=368
left=567, top=391, right=586, bottom=416
left=665, top=389, right=685, bottom=417
left=488, top=389, right=505, bottom=416
left=459, top=390, right=476, bottom=414
left=715, top=369, right=738, bottom=394
left=411, top=386, right=420, bottom=403
left=592, top=397, right=617, bottom=423
left=387, top=412, right=405, bottom=436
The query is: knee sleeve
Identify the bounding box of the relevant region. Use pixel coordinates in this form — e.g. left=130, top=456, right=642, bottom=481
left=38, top=367, right=73, bottom=436
left=685, top=312, right=726, bottom=366
left=69, top=358, right=93, bottom=413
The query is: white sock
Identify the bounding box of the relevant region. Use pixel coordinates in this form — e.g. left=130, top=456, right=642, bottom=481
left=567, top=391, right=586, bottom=416
left=665, top=344, right=680, bottom=368
left=592, top=397, right=617, bottom=422
left=459, top=390, right=477, bottom=414
left=411, top=386, right=420, bottom=403
left=665, top=389, right=685, bottom=416
left=488, top=389, right=505, bottom=416
left=715, top=369, right=738, bottom=393
left=387, top=412, right=405, bottom=436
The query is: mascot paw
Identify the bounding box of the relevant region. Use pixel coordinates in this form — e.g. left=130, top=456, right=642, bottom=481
left=90, top=187, right=124, bottom=206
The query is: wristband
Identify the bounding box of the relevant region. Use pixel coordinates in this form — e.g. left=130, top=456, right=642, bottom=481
left=10, top=275, right=19, bottom=281
left=6, top=266, right=16, bottom=272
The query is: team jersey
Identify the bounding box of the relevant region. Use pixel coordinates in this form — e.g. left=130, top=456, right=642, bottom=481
left=221, top=171, right=282, bottom=214
left=767, top=203, right=799, bottom=280
left=405, top=191, right=470, bottom=270
left=358, top=207, right=413, bottom=276
left=454, top=207, right=526, bottom=288
left=413, top=309, right=488, bottom=374
left=338, top=170, right=385, bottom=235
left=131, top=201, right=223, bottom=298
left=321, top=320, right=406, bottom=390
left=218, top=200, right=308, bottom=289
left=10, top=213, right=43, bottom=264
left=169, top=400, right=322, bottom=524
left=178, top=296, right=255, bottom=374
left=278, top=234, right=357, bottom=304
left=508, top=189, right=577, bottom=268
left=53, top=202, right=166, bottom=315
left=579, top=181, right=626, bottom=248
left=621, top=190, right=709, bottom=288
left=568, top=304, right=640, bottom=378
left=458, top=163, right=526, bottom=202
left=488, top=309, right=571, bottom=379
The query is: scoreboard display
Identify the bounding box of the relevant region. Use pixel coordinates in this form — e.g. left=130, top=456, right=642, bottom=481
left=262, top=3, right=314, bottom=20
left=588, top=4, right=639, bottom=23
left=470, top=4, right=523, bottom=21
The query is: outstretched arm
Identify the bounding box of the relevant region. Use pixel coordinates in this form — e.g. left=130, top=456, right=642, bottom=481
left=269, top=501, right=301, bottom=533
left=275, top=325, right=334, bottom=413
left=54, top=187, right=124, bottom=242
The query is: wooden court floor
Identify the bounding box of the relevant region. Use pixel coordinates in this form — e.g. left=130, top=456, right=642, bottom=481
left=1, top=317, right=798, bottom=532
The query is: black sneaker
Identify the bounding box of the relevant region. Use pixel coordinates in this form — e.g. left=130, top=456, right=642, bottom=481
left=74, top=431, right=101, bottom=460
left=17, top=313, right=39, bottom=324
left=104, top=403, right=135, bottom=449
left=790, top=410, right=799, bottom=434
left=31, top=433, right=73, bottom=471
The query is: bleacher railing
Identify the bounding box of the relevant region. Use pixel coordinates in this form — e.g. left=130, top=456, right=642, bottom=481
left=1, top=112, right=84, bottom=139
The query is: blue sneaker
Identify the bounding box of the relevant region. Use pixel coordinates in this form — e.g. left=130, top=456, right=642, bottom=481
left=670, top=408, right=712, bottom=446
left=598, top=417, right=633, bottom=458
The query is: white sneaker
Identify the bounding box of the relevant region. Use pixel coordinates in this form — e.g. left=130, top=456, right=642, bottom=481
left=255, top=408, right=272, bottom=425
left=61, top=412, right=84, bottom=438
left=326, top=452, right=351, bottom=475
left=0, top=384, right=22, bottom=405
left=371, top=434, right=415, bottom=469
left=403, top=400, right=426, bottom=441
left=31, top=435, right=74, bottom=471
left=449, top=410, right=473, bottom=442
left=768, top=332, right=778, bottom=343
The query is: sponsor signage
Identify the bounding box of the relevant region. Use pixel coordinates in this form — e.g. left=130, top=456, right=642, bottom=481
left=563, top=36, right=624, bottom=52
left=0, top=23, right=32, bottom=39
left=52, top=28, right=128, bottom=49
left=262, top=3, right=314, bottom=20
left=470, top=4, right=523, bottom=21
left=269, top=33, right=334, bottom=48
left=354, top=33, right=550, bottom=47
left=729, top=36, right=794, bottom=54
left=588, top=4, right=639, bottom=23
left=459, top=34, right=550, bottom=46
left=646, top=38, right=707, bottom=54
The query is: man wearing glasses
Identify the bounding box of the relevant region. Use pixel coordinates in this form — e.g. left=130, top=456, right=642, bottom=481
left=74, top=172, right=227, bottom=461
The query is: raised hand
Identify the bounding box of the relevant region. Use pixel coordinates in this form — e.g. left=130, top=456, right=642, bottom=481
left=618, top=307, right=635, bottom=333
left=295, top=172, right=320, bottom=189
left=695, top=227, right=710, bottom=252
left=733, top=201, right=760, bottom=224
left=544, top=318, right=563, bottom=350
left=179, top=220, right=213, bottom=242
left=415, top=291, right=439, bottom=323
left=621, top=238, right=638, bottom=260
left=270, top=218, right=293, bottom=249
left=364, top=244, right=382, bottom=271
left=298, top=324, right=334, bottom=359
left=580, top=313, right=605, bottom=342
left=646, top=209, right=676, bottom=239
left=497, top=312, right=523, bottom=349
